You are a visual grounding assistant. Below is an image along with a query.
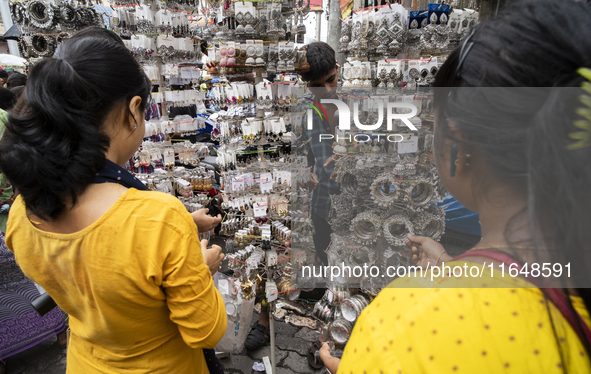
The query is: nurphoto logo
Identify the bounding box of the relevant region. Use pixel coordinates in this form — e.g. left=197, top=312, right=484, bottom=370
left=305, top=98, right=419, bottom=131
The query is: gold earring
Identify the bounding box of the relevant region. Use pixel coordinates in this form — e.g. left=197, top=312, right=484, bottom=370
left=465, top=154, right=472, bottom=167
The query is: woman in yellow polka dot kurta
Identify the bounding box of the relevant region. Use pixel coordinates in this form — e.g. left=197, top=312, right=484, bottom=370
left=320, top=1, right=591, bottom=373
left=335, top=269, right=591, bottom=373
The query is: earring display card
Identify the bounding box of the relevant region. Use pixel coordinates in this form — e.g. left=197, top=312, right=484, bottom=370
left=277, top=83, right=290, bottom=101
left=163, top=147, right=175, bottom=165
left=448, top=8, right=463, bottom=31
left=231, top=177, right=245, bottom=192
left=427, top=3, right=450, bottom=25
left=217, top=5, right=224, bottom=23
left=377, top=60, right=401, bottom=76
left=419, top=59, right=432, bottom=77
left=409, top=10, right=428, bottom=29
left=405, top=59, right=421, bottom=82
left=156, top=35, right=176, bottom=48
left=259, top=173, right=273, bottom=194
left=253, top=203, right=267, bottom=218
left=397, top=135, right=419, bottom=154
left=154, top=9, right=173, bottom=28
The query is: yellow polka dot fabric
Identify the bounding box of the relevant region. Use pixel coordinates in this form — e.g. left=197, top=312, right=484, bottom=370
left=338, top=260, right=591, bottom=374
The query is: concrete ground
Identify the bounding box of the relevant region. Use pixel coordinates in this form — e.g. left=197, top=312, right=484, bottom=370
left=4, top=307, right=326, bottom=374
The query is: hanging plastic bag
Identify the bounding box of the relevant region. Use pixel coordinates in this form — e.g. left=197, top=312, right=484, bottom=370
left=215, top=275, right=256, bottom=353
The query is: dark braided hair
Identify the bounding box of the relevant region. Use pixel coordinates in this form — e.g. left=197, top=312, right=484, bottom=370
left=0, top=36, right=151, bottom=220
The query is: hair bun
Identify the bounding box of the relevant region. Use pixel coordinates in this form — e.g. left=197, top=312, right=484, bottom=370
left=0, top=35, right=151, bottom=220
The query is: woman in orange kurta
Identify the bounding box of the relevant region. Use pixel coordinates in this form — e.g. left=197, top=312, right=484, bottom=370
left=1, top=33, right=226, bottom=373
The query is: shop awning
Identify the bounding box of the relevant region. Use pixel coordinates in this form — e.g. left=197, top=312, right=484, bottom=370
left=0, top=54, right=27, bottom=67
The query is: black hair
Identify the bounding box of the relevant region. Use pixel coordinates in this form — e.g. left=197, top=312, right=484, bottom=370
left=69, top=26, right=125, bottom=46
left=0, top=70, right=8, bottom=79
left=433, top=0, right=591, bottom=361
left=0, top=36, right=152, bottom=220
left=0, top=87, right=16, bottom=111
left=300, top=42, right=336, bottom=82
left=10, top=86, right=25, bottom=100
left=6, top=72, right=26, bottom=89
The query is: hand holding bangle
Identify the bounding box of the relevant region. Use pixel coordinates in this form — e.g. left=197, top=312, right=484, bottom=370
left=407, top=233, right=452, bottom=268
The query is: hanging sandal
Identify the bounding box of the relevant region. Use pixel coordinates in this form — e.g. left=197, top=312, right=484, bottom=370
left=244, top=323, right=270, bottom=350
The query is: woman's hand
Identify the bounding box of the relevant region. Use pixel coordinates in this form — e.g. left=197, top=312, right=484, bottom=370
left=407, top=233, right=452, bottom=268
left=201, top=239, right=224, bottom=275
left=191, top=208, right=222, bottom=233
left=319, top=343, right=340, bottom=374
